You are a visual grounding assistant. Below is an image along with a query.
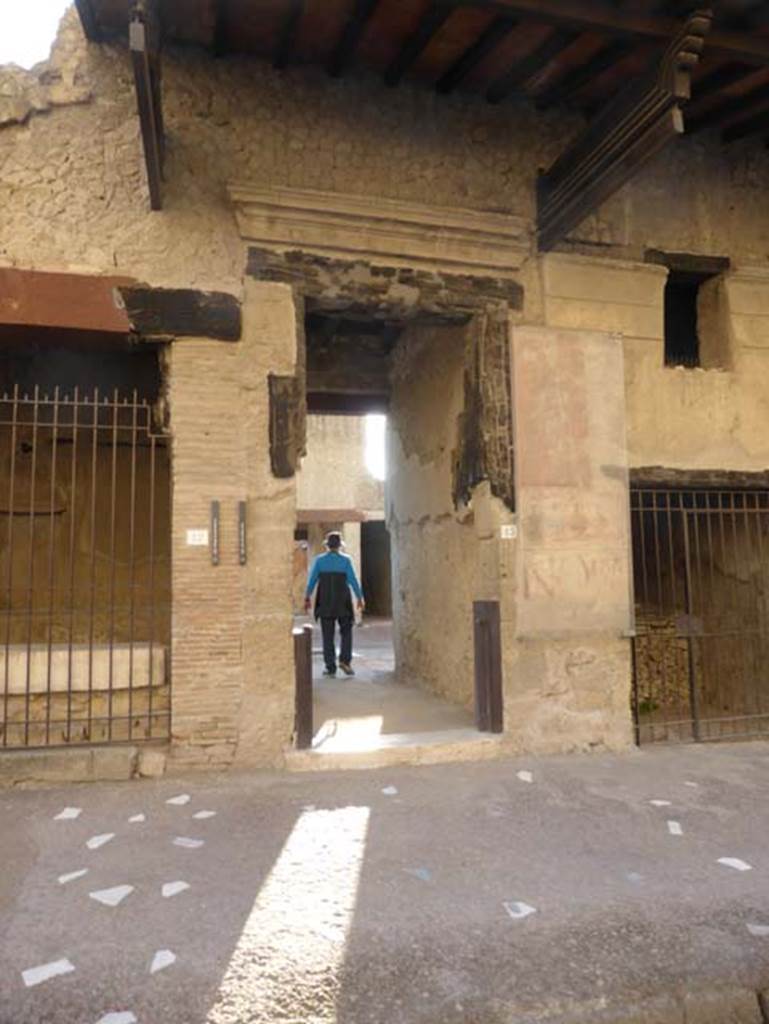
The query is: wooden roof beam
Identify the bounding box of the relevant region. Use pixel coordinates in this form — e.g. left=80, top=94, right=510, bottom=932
left=75, top=0, right=102, bottom=41
left=436, top=15, right=518, bottom=94
left=129, top=2, right=164, bottom=211
left=274, top=0, right=304, bottom=70
left=385, top=2, right=453, bottom=86
left=487, top=28, right=579, bottom=103
left=537, top=9, right=712, bottom=251
left=446, top=0, right=769, bottom=65
left=328, top=0, right=380, bottom=77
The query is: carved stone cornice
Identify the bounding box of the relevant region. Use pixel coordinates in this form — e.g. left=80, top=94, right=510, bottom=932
left=228, top=183, right=530, bottom=276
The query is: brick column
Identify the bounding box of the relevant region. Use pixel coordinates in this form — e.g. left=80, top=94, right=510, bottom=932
left=168, top=279, right=300, bottom=770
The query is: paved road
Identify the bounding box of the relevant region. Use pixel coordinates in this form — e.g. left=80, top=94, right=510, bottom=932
left=2, top=743, right=769, bottom=1023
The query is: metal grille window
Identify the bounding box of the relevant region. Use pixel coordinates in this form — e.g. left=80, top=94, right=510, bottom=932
left=0, top=386, right=171, bottom=749
left=631, top=487, right=769, bottom=744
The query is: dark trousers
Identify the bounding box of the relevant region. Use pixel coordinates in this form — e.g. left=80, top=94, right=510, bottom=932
left=320, top=616, right=353, bottom=670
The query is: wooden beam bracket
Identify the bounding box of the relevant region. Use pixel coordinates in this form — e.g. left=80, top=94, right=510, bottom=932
left=536, top=8, right=712, bottom=251
left=130, top=0, right=165, bottom=211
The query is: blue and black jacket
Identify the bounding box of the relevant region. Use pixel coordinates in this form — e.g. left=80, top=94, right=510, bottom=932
left=305, top=551, right=363, bottom=620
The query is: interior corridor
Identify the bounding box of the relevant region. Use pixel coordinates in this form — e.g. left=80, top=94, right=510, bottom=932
left=296, top=617, right=474, bottom=753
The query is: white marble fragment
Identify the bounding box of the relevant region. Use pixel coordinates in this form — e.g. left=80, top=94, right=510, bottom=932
left=54, top=807, right=82, bottom=821
left=381, top=786, right=398, bottom=796
left=649, top=800, right=672, bottom=807
left=173, top=836, right=204, bottom=849
left=684, top=781, right=699, bottom=788
left=193, top=810, right=216, bottom=819
left=626, top=872, right=643, bottom=884
left=95, top=1013, right=137, bottom=1024
left=516, top=770, right=533, bottom=784
left=22, top=958, right=75, bottom=987
left=403, top=867, right=432, bottom=882
left=89, top=885, right=134, bottom=907
left=503, top=900, right=537, bottom=920
left=58, top=869, right=89, bottom=885
left=161, top=881, right=190, bottom=898
left=86, top=833, right=115, bottom=850
left=667, top=820, right=683, bottom=836
left=747, top=923, right=769, bottom=937
left=718, top=857, right=752, bottom=872
left=150, top=949, right=176, bottom=974
left=166, top=794, right=191, bottom=806
left=128, top=814, right=146, bottom=824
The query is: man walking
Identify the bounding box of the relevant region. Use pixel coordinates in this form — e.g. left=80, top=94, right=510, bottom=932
left=304, top=531, right=365, bottom=677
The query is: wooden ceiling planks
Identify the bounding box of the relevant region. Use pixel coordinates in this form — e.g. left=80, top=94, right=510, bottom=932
left=75, top=0, right=769, bottom=141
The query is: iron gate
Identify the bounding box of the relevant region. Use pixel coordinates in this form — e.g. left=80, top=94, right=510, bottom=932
left=631, top=486, right=769, bottom=743
left=0, top=386, right=171, bottom=749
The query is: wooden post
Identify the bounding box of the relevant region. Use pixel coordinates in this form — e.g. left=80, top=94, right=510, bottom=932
left=473, top=600, right=503, bottom=733
left=294, top=624, right=314, bottom=749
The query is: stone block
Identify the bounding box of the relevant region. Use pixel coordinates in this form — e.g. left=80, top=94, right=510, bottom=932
left=137, top=747, right=167, bottom=778
left=91, top=746, right=138, bottom=781
left=725, top=273, right=769, bottom=316
left=542, top=253, right=666, bottom=306
left=682, top=988, right=763, bottom=1024
left=545, top=297, right=664, bottom=340
left=730, top=314, right=769, bottom=350
left=0, top=748, right=93, bottom=786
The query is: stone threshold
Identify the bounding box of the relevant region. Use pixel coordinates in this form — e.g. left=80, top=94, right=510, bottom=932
left=285, top=727, right=505, bottom=772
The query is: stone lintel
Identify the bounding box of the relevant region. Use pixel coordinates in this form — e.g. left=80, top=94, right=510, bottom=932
left=631, top=466, right=769, bottom=489
left=229, top=182, right=530, bottom=277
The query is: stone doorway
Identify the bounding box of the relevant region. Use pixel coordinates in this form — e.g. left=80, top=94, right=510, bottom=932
left=293, top=307, right=500, bottom=757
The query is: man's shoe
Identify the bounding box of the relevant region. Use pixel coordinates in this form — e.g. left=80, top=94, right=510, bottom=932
left=323, top=668, right=337, bottom=677
left=339, top=662, right=355, bottom=676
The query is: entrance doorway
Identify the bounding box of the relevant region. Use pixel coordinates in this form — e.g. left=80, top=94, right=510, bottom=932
left=631, top=485, right=769, bottom=743
left=294, top=311, right=480, bottom=753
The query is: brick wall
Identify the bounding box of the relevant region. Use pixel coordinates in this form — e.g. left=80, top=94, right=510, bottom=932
left=168, top=279, right=299, bottom=770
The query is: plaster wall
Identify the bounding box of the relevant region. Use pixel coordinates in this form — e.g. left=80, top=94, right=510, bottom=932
left=509, top=325, right=634, bottom=753
left=388, top=322, right=479, bottom=710
left=296, top=415, right=384, bottom=515
left=542, top=254, right=769, bottom=472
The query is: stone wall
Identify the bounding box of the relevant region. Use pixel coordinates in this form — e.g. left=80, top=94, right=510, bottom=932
left=3, top=10, right=769, bottom=763
left=543, top=254, right=769, bottom=473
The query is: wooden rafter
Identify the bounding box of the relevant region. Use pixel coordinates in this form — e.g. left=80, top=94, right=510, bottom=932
left=328, top=0, right=380, bottom=77
left=691, top=62, right=754, bottom=102
left=384, top=2, right=453, bottom=86
left=436, top=15, right=518, bottom=94
left=690, top=77, right=769, bottom=133
left=536, top=39, right=633, bottom=107
left=274, top=0, right=304, bottom=70
left=487, top=27, right=579, bottom=102
left=722, top=105, right=769, bottom=142
left=129, top=1, right=164, bottom=211
left=445, top=0, right=769, bottom=65
left=537, top=8, right=712, bottom=251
